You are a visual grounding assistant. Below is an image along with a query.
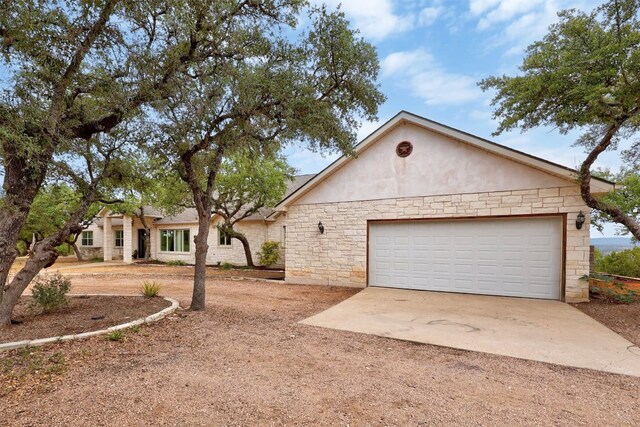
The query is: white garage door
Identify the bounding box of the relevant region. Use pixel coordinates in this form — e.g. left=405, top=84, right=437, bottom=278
left=369, top=217, right=562, bottom=300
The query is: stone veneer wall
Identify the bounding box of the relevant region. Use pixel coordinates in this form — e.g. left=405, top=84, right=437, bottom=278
left=206, top=220, right=267, bottom=265
left=285, top=186, right=590, bottom=302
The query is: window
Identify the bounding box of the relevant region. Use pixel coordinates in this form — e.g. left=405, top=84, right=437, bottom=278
left=219, top=229, right=232, bottom=246
left=81, top=231, right=93, bottom=246
left=160, top=229, right=190, bottom=252
left=114, top=230, right=124, bottom=248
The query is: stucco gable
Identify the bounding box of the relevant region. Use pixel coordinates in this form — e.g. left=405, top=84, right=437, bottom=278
left=275, top=111, right=615, bottom=209
left=294, top=123, right=572, bottom=205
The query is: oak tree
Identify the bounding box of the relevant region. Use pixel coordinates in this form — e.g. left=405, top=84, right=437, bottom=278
left=151, top=4, right=385, bottom=310
left=480, top=0, right=640, bottom=239
left=213, top=153, right=294, bottom=267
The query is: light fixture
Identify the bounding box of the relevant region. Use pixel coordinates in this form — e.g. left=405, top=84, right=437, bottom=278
left=576, top=211, right=585, bottom=230
left=318, top=221, right=325, bottom=234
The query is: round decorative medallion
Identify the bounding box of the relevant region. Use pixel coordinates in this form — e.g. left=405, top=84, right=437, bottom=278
left=396, top=141, right=413, bottom=158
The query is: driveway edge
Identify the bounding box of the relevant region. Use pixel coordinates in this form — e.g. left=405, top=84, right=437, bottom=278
left=0, top=295, right=179, bottom=352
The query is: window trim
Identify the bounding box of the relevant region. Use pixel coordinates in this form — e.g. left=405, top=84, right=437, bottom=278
left=218, top=228, right=232, bottom=246
left=114, top=230, right=124, bottom=248
left=81, top=231, right=93, bottom=247
left=159, top=229, right=191, bottom=253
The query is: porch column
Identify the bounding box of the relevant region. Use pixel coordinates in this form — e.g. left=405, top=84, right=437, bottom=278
left=103, top=216, right=112, bottom=261
left=123, top=215, right=133, bottom=263
left=150, top=227, right=158, bottom=259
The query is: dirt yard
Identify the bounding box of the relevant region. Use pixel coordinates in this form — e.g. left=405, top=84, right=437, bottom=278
left=1, top=269, right=640, bottom=426
left=575, top=299, right=640, bottom=346
left=31, top=258, right=285, bottom=280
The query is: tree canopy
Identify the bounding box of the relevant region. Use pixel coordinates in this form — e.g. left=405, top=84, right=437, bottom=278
left=480, top=0, right=640, bottom=239
left=3, top=0, right=332, bottom=325
left=214, top=152, right=294, bottom=266
left=148, top=4, right=385, bottom=309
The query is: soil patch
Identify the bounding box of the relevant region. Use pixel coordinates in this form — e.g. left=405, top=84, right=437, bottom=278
left=2, top=275, right=640, bottom=425
left=0, top=296, right=171, bottom=343
left=574, top=298, right=640, bottom=346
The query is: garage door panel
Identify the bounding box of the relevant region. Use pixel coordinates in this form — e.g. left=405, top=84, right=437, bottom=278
left=369, top=217, right=562, bottom=300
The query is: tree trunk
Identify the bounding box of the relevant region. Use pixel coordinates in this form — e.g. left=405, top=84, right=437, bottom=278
left=138, top=211, right=152, bottom=260
left=237, top=234, right=254, bottom=267
left=0, top=197, right=40, bottom=323
left=72, top=241, right=84, bottom=261
left=0, top=197, right=89, bottom=327
left=579, top=121, right=640, bottom=241
left=144, top=230, right=151, bottom=260
left=191, top=214, right=211, bottom=311
left=0, top=210, right=28, bottom=325
left=224, top=225, right=254, bottom=267
left=0, top=242, right=59, bottom=326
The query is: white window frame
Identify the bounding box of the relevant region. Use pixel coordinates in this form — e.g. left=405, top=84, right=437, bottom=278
left=114, top=230, right=124, bottom=248
left=218, top=229, right=232, bottom=246
left=160, top=229, right=191, bottom=253
left=81, top=231, right=93, bottom=246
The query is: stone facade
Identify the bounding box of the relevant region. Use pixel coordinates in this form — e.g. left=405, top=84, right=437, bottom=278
left=285, top=185, right=590, bottom=302
left=206, top=219, right=268, bottom=266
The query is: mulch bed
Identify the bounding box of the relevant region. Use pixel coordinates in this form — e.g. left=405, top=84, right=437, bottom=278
left=0, top=296, right=171, bottom=343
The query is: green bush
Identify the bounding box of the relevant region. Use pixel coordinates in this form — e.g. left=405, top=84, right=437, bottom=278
left=55, top=244, right=70, bottom=256
left=29, top=273, right=72, bottom=313
left=595, top=247, right=640, bottom=278
left=258, top=241, right=281, bottom=266
left=220, top=262, right=233, bottom=270
left=16, top=241, right=28, bottom=256
left=141, top=281, right=162, bottom=297
left=166, top=260, right=187, bottom=266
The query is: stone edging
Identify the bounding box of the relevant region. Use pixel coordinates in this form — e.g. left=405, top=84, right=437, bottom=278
left=0, top=294, right=179, bottom=352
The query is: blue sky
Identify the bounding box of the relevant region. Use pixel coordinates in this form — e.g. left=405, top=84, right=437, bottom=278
left=284, top=0, right=628, bottom=238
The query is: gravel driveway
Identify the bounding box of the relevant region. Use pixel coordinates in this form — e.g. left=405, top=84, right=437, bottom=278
left=2, top=270, right=639, bottom=426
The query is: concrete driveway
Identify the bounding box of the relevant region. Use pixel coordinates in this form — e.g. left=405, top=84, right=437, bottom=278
left=301, top=288, right=640, bottom=377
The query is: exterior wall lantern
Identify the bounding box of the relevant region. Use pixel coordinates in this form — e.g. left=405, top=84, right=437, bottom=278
left=318, top=221, right=325, bottom=234
left=576, top=211, right=586, bottom=230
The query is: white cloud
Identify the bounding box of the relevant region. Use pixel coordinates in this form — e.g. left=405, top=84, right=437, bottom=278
left=476, top=0, right=545, bottom=30
left=469, top=0, right=501, bottom=16
left=418, top=5, right=444, bottom=26
left=310, top=0, right=413, bottom=41
left=381, top=49, right=483, bottom=106
left=308, top=1, right=449, bottom=41
left=468, top=0, right=602, bottom=55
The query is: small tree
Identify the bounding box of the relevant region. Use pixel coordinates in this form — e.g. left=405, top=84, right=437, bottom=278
left=258, top=241, right=281, bottom=267
left=480, top=0, right=640, bottom=240
left=153, top=5, right=385, bottom=311
left=214, top=153, right=294, bottom=267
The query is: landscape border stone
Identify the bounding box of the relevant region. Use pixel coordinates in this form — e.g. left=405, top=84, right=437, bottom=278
left=0, top=294, right=179, bottom=352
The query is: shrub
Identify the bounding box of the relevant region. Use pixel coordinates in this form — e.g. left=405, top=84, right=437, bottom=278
left=16, top=240, right=28, bottom=256
left=141, top=281, right=161, bottom=298
left=595, top=247, right=640, bottom=278
left=106, top=330, right=125, bottom=342
left=258, top=241, right=281, bottom=266
left=220, top=262, right=233, bottom=270
left=29, top=273, right=71, bottom=313
left=55, top=244, right=70, bottom=256
left=166, top=260, right=187, bottom=266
